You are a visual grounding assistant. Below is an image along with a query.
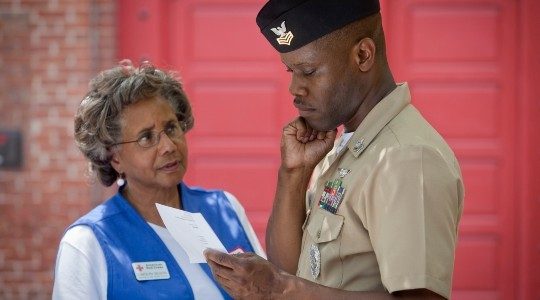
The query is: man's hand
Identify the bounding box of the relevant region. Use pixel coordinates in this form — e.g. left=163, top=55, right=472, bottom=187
left=204, top=249, right=446, bottom=300
left=204, top=249, right=290, bottom=300
left=264, top=117, right=336, bottom=273
left=281, top=117, right=337, bottom=171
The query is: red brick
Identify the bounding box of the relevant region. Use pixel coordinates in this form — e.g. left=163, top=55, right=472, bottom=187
left=0, top=0, right=116, bottom=297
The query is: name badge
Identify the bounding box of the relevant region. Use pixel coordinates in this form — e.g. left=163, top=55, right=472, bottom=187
left=132, top=261, right=170, bottom=281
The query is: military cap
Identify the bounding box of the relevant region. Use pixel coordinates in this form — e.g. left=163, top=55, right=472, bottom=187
left=256, top=0, right=380, bottom=53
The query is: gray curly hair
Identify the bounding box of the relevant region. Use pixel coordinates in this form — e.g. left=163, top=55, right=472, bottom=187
left=74, top=60, right=194, bottom=186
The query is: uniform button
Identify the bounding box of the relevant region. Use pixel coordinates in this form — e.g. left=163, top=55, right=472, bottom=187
left=317, top=230, right=321, bottom=239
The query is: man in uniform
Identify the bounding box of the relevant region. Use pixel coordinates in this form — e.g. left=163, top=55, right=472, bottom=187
left=205, top=0, right=464, bottom=299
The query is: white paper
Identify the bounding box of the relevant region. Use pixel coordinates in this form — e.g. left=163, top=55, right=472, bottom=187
left=156, top=203, right=227, bottom=263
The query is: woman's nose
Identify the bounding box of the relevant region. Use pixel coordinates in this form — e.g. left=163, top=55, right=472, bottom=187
left=157, top=131, right=177, bottom=153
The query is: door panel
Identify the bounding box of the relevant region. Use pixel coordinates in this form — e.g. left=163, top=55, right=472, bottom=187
left=383, top=0, right=517, bottom=298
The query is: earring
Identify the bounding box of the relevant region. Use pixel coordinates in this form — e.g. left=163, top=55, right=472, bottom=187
left=116, top=173, right=126, bottom=187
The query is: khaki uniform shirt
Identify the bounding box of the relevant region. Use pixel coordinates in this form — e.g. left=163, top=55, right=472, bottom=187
left=296, top=83, right=464, bottom=299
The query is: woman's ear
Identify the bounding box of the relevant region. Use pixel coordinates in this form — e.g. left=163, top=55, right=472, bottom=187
left=110, top=151, right=122, bottom=173
left=353, top=37, right=376, bottom=72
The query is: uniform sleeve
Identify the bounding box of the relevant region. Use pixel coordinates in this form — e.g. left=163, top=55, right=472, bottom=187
left=362, top=145, right=463, bottom=299
left=52, top=226, right=107, bottom=300
left=223, top=191, right=267, bottom=259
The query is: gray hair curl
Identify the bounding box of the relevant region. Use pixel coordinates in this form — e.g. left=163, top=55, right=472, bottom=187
left=74, top=60, right=194, bottom=186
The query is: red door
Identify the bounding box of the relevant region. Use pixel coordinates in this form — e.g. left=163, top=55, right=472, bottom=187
left=118, top=0, right=291, bottom=243
left=382, top=1, right=517, bottom=299
left=118, top=0, right=539, bottom=298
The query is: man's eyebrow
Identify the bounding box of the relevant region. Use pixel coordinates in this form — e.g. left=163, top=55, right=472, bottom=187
left=281, top=61, right=314, bottom=68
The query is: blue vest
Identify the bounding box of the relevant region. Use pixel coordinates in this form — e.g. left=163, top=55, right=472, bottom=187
left=70, top=182, right=255, bottom=299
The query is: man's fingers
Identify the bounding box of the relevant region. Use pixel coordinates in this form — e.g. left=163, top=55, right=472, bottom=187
left=207, top=259, right=247, bottom=297
left=287, top=117, right=338, bottom=144
left=309, top=130, right=318, bottom=141
left=293, top=117, right=310, bottom=142
left=206, top=252, right=277, bottom=300
left=214, top=272, right=233, bottom=289
left=291, top=117, right=318, bottom=143
left=205, top=251, right=265, bottom=282
left=206, top=256, right=242, bottom=283
left=326, top=128, right=338, bottom=142
left=213, top=272, right=243, bottom=298
left=215, top=274, right=245, bottom=300
left=317, top=130, right=326, bottom=140
left=204, top=249, right=238, bottom=269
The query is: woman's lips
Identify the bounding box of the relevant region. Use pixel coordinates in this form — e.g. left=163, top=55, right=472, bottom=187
left=158, top=160, right=180, bottom=171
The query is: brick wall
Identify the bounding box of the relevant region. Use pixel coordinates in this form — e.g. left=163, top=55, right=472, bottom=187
left=0, top=1, right=116, bottom=298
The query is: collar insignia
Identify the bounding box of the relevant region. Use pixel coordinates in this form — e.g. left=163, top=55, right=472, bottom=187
left=353, top=138, right=365, bottom=153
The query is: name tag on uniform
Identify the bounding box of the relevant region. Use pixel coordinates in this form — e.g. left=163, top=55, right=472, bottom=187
left=131, top=261, right=170, bottom=281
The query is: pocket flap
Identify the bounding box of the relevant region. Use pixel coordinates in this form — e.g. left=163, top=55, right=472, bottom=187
left=306, top=208, right=344, bottom=243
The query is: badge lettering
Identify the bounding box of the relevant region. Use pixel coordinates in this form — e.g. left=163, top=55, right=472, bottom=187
left=132, top=261, right=170, bottom=281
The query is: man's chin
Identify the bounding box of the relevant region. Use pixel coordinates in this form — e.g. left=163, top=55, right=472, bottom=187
left=303, top=118, right=338, bottom=132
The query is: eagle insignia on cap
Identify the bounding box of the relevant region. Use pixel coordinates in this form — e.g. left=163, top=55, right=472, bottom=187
left=270, top=21, right=294, bottom=46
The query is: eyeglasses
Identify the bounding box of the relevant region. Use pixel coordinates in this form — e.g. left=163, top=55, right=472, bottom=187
left=112, top=121, right=186, bottom=148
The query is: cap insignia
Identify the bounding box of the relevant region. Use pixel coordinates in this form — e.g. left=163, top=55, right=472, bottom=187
left=270, top=21, right=294, bottom=46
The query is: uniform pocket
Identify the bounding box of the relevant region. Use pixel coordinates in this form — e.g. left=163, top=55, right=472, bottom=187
left=306, top=208, right=344, bottom=244
left=298, top=207, right=345, bottom=286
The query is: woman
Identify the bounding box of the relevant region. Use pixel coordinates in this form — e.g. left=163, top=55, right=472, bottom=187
left=52, top=60, right=264, bottom=299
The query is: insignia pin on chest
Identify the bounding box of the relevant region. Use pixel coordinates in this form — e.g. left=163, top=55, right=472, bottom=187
left=309, top=244, right=321, bottom=279
left=338, top=168, right=351, bottom=178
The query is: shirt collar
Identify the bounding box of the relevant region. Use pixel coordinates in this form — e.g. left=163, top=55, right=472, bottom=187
left=346, top=83, right=411, bottom=158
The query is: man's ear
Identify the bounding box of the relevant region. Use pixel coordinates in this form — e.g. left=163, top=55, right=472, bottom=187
left=353, top=37, right=376, bottom=72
